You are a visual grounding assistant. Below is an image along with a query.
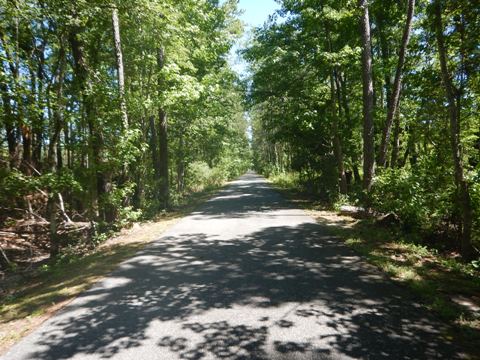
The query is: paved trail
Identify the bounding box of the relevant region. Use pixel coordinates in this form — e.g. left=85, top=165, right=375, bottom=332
left=4, top=173, right=462, bottom=359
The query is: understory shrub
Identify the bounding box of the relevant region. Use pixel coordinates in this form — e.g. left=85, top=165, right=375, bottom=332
left=186, top=161, right=225, bottom=192
left=370, top=161, right=457, bottom=234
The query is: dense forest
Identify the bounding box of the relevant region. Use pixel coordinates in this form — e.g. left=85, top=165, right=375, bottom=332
left=1, top=1, right=479, bottom=356
left=246, top=0, right=479, bottom=260
left=1, top=0, right=479, bottom=266
left=0, top=0, right=250, bottom=262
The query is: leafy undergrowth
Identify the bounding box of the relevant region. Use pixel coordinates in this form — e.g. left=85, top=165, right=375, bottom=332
left=0, top=185, right=224, bottom=354
left=268, top=175, right=480, bottom=357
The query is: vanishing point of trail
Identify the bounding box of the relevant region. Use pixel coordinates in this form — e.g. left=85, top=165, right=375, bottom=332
left=4, top=173, right=461, bottom=359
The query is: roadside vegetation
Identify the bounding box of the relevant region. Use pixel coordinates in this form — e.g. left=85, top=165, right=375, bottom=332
left=247, top=0, right=479, bottom=262
left=0, top=184, right=225, bottom=353
left=269, top=172, right=480, bottom=356
left=0, top=0, right=249, bottom=350
left=0, top=1, right=250, bottom=272
left=246, top=2, right=480, bottom=345
left=1, top=0, right=480, bottom=356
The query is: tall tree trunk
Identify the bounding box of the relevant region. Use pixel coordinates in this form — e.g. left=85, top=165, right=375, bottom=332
left=69, top=27, right=99, bottom=220
left=149, top=115, right=161, bottom=180
left=157, top=47, right=169, bottom=208
left=330, top=72, right=348, bottom=194
left=358, top=0, right=375, bottom=191
left=0, top=28, right=21, bottom=169
left=21, top=124, right=32, bottom=174
left=111, top=5, right=128, bottom=130
left=377, top=13, right=392, bottom=111
left=33, top=34, right=46, bottom=170
left=0, top=72, right=18, bottom=169
left=378, top=0, right=416, bottom=167
left=433, top=0, right=474, bottom=260
left=110, top=4, right=128, bottom=213
left=390, top=111, right=401, bottom=168
left=177, top=133, right=185, bottom=193
left=158, top=109, right=169, bottom=208
left=324, top=21, right=348, bottom=194
left=46, top=38, right=66, bottom=258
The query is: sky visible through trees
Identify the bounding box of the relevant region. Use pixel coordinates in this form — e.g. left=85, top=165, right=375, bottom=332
left=0, top=1, right=479, bottom=356
left=0, top=0, right=479, bottom=263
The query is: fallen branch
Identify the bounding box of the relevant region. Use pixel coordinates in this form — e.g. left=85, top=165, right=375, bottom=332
left=0, top=245, right=11, bottom=266
left=58, top=193, right=73, bottom=224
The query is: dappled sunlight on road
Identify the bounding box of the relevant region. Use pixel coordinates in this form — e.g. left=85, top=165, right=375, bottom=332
left=5, top=173, right=462, bottom=360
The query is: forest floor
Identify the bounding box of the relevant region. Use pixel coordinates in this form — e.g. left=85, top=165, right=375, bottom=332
left=0, top=186, right=224, bottom=355
left=268, top=177, right=480, bottom=356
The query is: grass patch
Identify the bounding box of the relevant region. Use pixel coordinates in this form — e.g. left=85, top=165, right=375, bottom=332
left=0, top=184, right=225, bottom=354
left=268, top=175, right=480, bottom=358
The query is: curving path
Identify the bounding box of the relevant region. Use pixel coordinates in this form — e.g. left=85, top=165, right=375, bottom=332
left=3, top=173, right=462, bottom=359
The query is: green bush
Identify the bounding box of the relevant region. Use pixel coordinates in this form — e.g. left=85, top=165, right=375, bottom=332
left=186, top=161, right=224, bottom=192
left=370, top=158, right=457, bottom=232
left=470, top=167, right=480, bottom=244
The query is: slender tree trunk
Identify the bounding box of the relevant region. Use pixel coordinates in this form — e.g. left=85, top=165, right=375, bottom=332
left=149, top=115, right=161, bottom=180
left=69, top=27, right=99, bottom=219
left=330, top=73, right=348, bottom=194
left=177, top=133, right=185, bottom=193
left=358, top=0, right=375, bottom=191
left=46, top=39, right=66, bottom=258
left=158, top=109, right=169, bottom=208
left=111, top=5, right=128, bottom=130
left=21, top=125, right=32, bottom=174
left=324, top=21, right=348, bottom=194
left=433, top=0, right=474, bottom=260
left=0, top=75, right=18, bottom=169
left=33, top=36, right=46, bottom=170
left=352, top=163, right=362, bottom=184
left=377, top=12, right=392, bottom=111
left=378, top=0, right=415, bottom=167
left=0, top=32, right=21, bottom=169
left=157, top=47, right=169, bottom=208
left=390, top=111, right=401, bottom=168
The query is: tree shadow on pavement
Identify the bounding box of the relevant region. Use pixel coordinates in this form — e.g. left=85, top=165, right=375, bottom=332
left=26, top=223, right=462, bottom=359
left=22, top=174, right=464, bottom=360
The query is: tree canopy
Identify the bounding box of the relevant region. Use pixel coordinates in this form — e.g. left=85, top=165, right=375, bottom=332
left=0, top=0, right=479, bottom=260
left=245, top=0, right=479, bottom=259
left=0, top=0, right=251, bottom=257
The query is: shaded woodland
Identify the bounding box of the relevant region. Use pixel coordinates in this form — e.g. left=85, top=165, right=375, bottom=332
left=246, top=0, right=480, bottom=260
left=1, top=0, right=479, bottom=268
left=0, top=0, right=250, bottom=265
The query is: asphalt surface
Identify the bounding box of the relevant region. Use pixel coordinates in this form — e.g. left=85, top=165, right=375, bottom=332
left=3, top=173, right=463, bottom=359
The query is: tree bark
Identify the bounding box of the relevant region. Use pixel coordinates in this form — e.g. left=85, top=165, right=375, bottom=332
left=378, top=0, right=415, bottom=167
left=324, top=20, right=348, bottom=194
left=157, top=47, right=169, bottom=208
left=69, top=26, right=99, bottom=219
left=358, top=0, right=375, bottom=191
left=158, top=109, right=169, bottom=208
left=46, top=37, right=66, bottom=258
left=177, top=133, right=185, bottom=193
left=433, top=0, right=474, bottom=260
left=149, top=115, right=161, bottom=180
left=111, top=5, right=129, bottom=130
left=0, top=71, right=18, bottom=169
left=330, top=72, right=348, bottom=194
left=377, top=12, right=392, bottom=111
left=390, top=111, right=401, bottom=168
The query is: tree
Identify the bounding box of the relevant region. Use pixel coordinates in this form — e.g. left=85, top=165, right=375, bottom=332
left=378, top=0, right=415, bottom=167
left=245, top=0, right=479, bottom=260
left=358, top=0, right=375, bottom=192
left=433, top=0, right=474, bottom=259
left=0, top=0, right=250, bottom=258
